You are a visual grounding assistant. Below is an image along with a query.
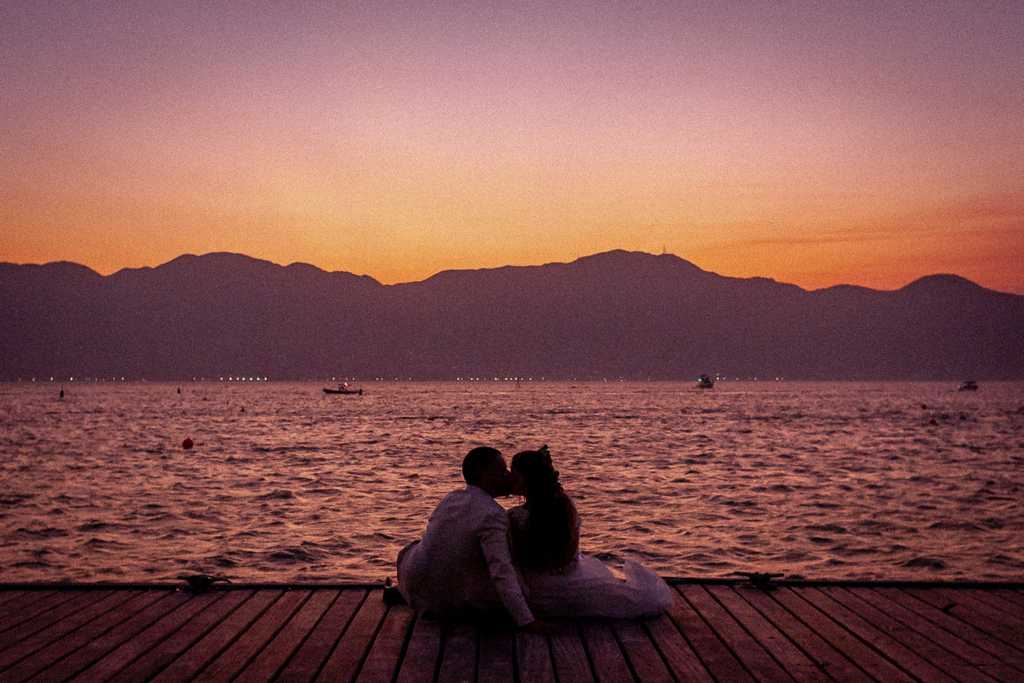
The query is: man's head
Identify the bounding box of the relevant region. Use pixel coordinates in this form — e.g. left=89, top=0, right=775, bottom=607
left=462, top=446, right=513, bottom=497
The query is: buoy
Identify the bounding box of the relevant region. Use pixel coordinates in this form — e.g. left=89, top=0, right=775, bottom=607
left=182, top=437, right=194, bottom=450
left=59, top=389, right=64, bottom=398
left=177, top=387, right=181, bottom=394
left=921, top=404, right=927, bottom=410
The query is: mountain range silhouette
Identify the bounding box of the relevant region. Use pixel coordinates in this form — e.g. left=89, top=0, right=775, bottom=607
left=2, top=250, right=1021, bottom=380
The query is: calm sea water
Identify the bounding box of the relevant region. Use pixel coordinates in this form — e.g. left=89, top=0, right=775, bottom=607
left=2, top=381, right=1023, bottom=584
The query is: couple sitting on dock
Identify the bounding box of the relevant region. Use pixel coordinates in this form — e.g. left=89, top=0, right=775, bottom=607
left=392, top=445, right=674, bottom=632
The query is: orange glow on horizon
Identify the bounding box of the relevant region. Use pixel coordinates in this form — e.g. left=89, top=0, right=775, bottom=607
left=1, top=2, right=1022, bottom=295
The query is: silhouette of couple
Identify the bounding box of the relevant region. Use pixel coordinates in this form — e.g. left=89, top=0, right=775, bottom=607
left=393, top=446, right=673, bottom=631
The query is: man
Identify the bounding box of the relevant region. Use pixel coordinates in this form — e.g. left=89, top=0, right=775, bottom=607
left=396, top=446, right=549, bottom=631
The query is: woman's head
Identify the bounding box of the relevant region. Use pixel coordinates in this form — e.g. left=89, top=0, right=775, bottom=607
left=509, top=445, right=579, bottom=572
left=510, top=445, right=561, bottom=502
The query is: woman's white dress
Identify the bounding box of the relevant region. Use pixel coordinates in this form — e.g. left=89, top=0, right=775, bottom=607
left=509, top=506, right=675, bottom=619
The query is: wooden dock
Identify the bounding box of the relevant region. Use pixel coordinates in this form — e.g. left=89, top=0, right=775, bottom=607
left=1, top=581, right=1023, bottom=682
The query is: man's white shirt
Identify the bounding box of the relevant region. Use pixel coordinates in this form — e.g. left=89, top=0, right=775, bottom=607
left=397, top=485, right=534, bottom=626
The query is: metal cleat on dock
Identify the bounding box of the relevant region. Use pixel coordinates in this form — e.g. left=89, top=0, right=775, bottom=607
left=383, top=576, right=408, bottom=606
left=734, top=571, right=784, bottom=590
left=179, top=574, right=232, bottom=592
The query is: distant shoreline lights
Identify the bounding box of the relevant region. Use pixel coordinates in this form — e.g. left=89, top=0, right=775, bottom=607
left=10, top=375, right=805, bottom=382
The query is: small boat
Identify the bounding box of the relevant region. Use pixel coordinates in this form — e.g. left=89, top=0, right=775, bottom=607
left=957, top=380, right=978, bottom=391
left=324, top=383, right=362, bottom=395
left=696, top=374, right=714, bottom=389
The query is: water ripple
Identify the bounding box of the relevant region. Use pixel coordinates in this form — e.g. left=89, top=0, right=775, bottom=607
left=1, top=380, right=1022, bottom=584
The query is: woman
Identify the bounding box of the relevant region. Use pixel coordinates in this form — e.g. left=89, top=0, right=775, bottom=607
left=508, top=446, right=674, bottom=619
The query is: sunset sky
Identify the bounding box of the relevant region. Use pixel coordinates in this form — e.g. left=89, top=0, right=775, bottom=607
left=2, top=1, right=1022, bottom=293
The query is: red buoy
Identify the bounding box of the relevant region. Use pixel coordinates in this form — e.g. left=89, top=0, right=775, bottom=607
left=182, top=437, right=194, bottom=450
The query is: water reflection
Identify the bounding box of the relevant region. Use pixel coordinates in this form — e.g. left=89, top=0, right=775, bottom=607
left=1, top=381, right=1022, bottom=583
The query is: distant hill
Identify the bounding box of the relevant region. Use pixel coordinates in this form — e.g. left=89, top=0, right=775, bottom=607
left=2, top=250, right=1022, bottom=380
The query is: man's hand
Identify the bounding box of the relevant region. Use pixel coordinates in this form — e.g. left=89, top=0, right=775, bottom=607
left=520, top=619, right=559, bottom=635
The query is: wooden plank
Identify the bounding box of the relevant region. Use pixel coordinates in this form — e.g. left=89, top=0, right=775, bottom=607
left=0, top=591, right=63, bottom=634
left=315, top=588, right=389, bottom=683
left=681, top=584, right=796, bottom=682
left=276, top=589, right=366, bottom=683
left=0, top=591, right=27, bottom=609
left=477, top=624, right=514, bottom=683
left=708, top=585, right=830, bottom=683
left=642, top=613, right=714, bottom=683
left=193, top=589, right=311, bottom=683
left=29, top=591, right=188, bottom=683
left=0, top=592, right=85, bottom=637
left=612, top=619, right=674, bottom=683
left=437, top=621, right=477, bottom=683
left=233, top=589, right=339, bottom=683
left=515, top=631, right=555, bottom=683
left=147, top=590, right=283, bottom=683
left=550, top=623, right=595, bottom=683
left=992, top=589, right=1024, bottom=609
left=0, top=591, right=112, bottom=655
left=0, top=590, right=55, bottom=618
left=850, top=588, right=1020, bottom=683
left=4, top=583, right=1023, bottom=683
left=0, top=591, right=139, bottom=673
left=0, top=590, right=161, bottom=683
left=71, top=591, right=223, bottom=683
left=665, top=585, right=754, bottom=683
left=395, top=613, right=444, bottom=683
left=908, top=588, right=1024, bottom=650
left=579, top=619, right=635, bottom=683
left=875, top=588, right=1024, bottom=674
left=771, top=587, right=918, bottom=683
left=356, top=606, right=417, bottom=683
left=916, top=588, right=1024, bottom=632
left=820, top=587, right=999, bottom=683
left=850, top=588, right=1007, bottom=667
left=798, top=587, right=958, bottom=683
left=106, top=590, right=254, bottom=683
left=735, top=587, right=870, bottom=683
left=962, top=590, right=1024, bottom=623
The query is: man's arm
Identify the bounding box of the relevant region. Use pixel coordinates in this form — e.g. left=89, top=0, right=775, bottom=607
left=478, top=515, right=536, bottom=627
